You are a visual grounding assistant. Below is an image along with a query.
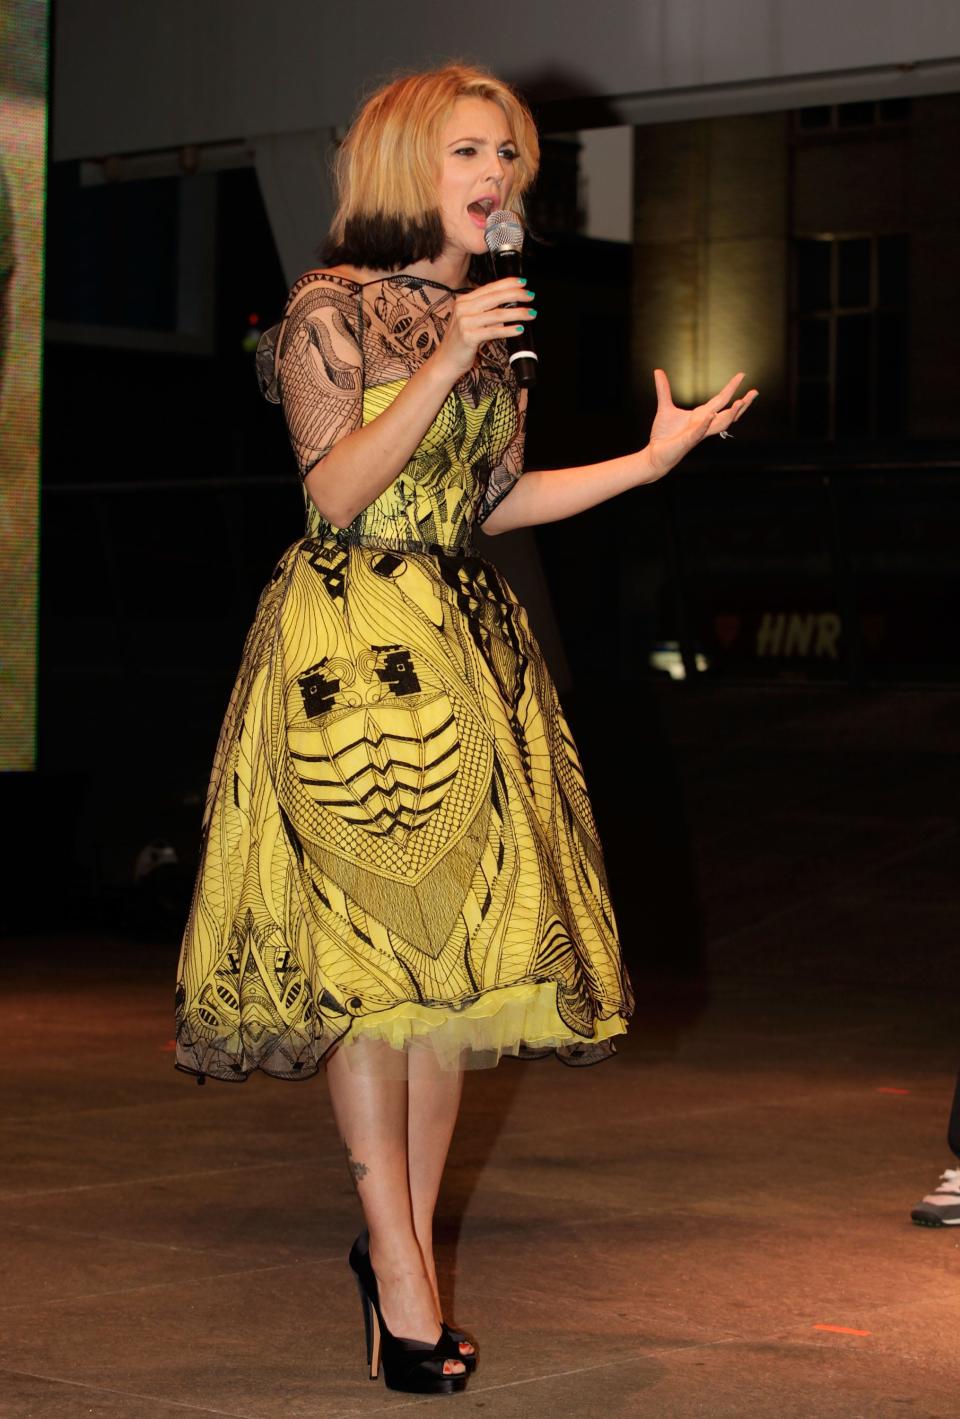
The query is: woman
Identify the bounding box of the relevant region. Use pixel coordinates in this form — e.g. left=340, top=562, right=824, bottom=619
left=175, top=64, right=756, bottom=1395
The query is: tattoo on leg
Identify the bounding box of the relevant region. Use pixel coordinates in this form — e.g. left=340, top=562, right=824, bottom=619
left=345, top=1144, right=369, bottom=1186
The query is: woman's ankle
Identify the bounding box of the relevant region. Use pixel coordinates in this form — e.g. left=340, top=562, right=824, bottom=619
left=367, top=1229, right=426, bottom=1280
left=412, top=1233, right=438, bottom=1291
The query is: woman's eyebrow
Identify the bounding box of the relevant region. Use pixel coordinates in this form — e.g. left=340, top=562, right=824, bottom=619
left=446, top=135, right=516, bottom=147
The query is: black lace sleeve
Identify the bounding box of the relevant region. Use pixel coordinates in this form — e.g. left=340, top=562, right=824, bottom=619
left=257, top=276, right=364, bottom=479
left=476, top=386, right=527, bottom=525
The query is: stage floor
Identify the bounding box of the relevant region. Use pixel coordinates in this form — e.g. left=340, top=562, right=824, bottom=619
left=2, top=687, right=958, bottom=1417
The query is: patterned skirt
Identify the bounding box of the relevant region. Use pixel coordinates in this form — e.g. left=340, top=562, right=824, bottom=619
left=174, top=534, right=633, bottom=1080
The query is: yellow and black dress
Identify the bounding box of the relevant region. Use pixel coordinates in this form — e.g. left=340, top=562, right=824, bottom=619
left=175, top=272, right=633, bottom=1081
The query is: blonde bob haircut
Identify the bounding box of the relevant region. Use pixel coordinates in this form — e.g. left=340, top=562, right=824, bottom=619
left=322, top=64, right=540, bottom=273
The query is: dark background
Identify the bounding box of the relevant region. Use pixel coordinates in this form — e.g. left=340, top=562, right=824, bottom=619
left=9, top=87, right=960, bottom=981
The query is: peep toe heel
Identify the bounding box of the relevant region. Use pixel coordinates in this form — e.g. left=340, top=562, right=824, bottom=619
left=441, top=1321, right=478, bottom=1372
left=349, top=1235, right=470, bottom=1394
left=351, top=1228, right=477, bottom=1373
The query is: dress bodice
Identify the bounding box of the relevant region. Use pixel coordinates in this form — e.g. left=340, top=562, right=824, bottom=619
left=256, top=272, right=526, bottom=552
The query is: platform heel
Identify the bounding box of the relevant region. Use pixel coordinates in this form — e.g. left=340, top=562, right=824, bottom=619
left=351, top=1227, right=477, bottom=1372
left=348, top=1234, right=469, bottom=1394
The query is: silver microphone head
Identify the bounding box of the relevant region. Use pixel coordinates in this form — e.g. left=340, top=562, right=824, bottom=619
left=484, top=208, right=524, bottom=255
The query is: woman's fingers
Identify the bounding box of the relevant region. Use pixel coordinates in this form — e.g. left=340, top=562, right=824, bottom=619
left=461, top=278, right=532, bottom=311
left=464, top=314, right=534, bottom=341
left=653, top=368, right=673, bottom=407
left=705, top=389, right=758, bottom=435
left=485, top=320, right=535, bottom=338
left=653, top=370, right=756, bottom=422
left=456, top=280, right=534, bottom=338
left=703, top=372, right=746, bottom=414
left=487, top=276, right=532, bottom=300
left=716, top=390, right=758, bottom=428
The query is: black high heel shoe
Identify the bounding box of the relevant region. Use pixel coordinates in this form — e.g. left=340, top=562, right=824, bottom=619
left=351, top=1228, right=477, bottom=1373
left=348, top=1235, right=470, bottom=1394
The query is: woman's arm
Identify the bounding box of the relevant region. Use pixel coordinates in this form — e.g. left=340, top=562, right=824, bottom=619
left=302, top=277, right=535, bottom=528
left=306, top=353, right=453, bottom=528
left=481, top=448, right=656, bottom=534
left=482, top=368, right=757, bottom=536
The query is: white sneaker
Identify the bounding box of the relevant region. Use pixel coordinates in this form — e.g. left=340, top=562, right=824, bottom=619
left=911, top=1167, right=960, bottom=1226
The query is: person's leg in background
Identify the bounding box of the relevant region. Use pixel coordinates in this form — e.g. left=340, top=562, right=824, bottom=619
left=911, top=1065, right=960, bottom=1227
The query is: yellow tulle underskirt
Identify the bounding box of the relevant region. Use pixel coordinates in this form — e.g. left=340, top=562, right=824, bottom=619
left=333, top=980, right=627, bottom=1075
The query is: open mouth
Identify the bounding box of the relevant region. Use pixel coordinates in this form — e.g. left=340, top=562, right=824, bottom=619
left=467, top=197, right=496, bottom=226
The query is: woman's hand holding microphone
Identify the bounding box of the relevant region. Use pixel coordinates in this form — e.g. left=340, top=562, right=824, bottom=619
left=434, top=278, right=535, bottom=381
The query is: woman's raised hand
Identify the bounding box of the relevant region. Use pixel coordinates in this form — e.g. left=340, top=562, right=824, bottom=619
left=436, top=278, right=535, bottom=380
left=645, top=369, right=759, bottom=480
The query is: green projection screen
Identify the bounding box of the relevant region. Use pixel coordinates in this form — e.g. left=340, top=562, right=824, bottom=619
left=0, top=0, right=47, bottom=770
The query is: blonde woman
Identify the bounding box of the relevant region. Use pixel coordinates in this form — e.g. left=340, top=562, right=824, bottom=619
left=175, top=64, right=756, bottom=1395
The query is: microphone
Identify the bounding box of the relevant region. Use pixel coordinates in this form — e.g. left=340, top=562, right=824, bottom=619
left=484, top=208, right=538, bottom=388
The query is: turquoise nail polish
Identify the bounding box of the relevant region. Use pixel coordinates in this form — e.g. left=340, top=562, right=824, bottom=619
left=518, top=277, right=527, bottom=286
left=528, top=308, right=538, bottom=316
left=526, top=290, right=536, bottom=298
left=515, top=324, right=525, bottom=333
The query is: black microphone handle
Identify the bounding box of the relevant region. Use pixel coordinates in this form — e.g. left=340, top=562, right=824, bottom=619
left=491, top=248, right=538, bottom=389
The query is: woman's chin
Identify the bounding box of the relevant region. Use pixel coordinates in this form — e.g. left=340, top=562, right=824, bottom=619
left=458, top=218, right=491, bottom=251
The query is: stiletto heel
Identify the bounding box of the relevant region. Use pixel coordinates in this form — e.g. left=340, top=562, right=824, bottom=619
left=355, top=1275, right=381, bottom=1379
left=351, top=1228, right=477, bottom=1372
left=348, top=1234, right=470, bottom=1394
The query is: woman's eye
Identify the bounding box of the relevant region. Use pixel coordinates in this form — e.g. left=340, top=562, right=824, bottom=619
left=452, top=146, right=517, bottom=160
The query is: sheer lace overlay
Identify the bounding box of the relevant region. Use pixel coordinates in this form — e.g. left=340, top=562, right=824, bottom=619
left=175, top=272, right=632, bottom=1083
left=256, top=272, right=527, bottom=540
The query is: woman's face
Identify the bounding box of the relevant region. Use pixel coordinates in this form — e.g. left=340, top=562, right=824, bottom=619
left=436, top=96, right=519, bottom=260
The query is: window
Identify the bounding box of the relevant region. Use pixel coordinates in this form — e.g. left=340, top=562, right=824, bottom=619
left=45, top=160, right=218, bottom=354
left=792, top=235, right=909, bottom=440
left=795, top=99, right=912, bottom=134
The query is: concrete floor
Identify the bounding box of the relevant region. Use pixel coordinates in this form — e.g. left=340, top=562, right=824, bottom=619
left=2, top=687, right=958, bottom=1418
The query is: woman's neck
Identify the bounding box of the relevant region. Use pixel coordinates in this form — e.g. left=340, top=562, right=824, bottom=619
left=401, top=249, right=471, bottom=289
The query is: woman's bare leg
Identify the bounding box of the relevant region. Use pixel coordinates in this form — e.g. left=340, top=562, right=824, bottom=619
left=325, top=1040, right=464, bottom=1374
left=406, top=1046, right=474, bottom=1356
